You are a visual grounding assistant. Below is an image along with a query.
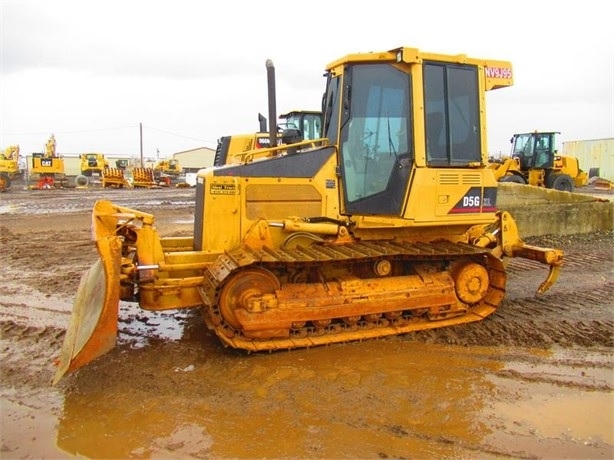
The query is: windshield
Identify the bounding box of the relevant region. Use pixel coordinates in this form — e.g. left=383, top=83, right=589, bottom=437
left=512, top=133, right=533, bottom=156
left=283, top=113, right=323, bottom=140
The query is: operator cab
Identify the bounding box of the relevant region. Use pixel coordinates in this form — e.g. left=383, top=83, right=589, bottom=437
left=278, top=110, right=323, bottom=141
left=510, top=132, right=558, bottom=169
left=322, top=51, right=485, bottom=216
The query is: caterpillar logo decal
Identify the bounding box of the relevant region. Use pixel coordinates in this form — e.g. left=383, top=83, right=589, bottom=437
left=449, top=187, right=497, bottom=213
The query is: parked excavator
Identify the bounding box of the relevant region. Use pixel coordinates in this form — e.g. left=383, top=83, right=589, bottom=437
left=54, top=46, right=564, bottom=383
left=29, top=134, right=68, bottom=189
left=488, top=131, right=588, bottom=191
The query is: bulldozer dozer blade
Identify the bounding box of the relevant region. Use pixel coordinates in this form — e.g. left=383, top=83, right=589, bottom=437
left=52, top=235, right=122, bottom=384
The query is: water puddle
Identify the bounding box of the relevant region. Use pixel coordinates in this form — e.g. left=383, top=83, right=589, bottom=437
left=170, top=219, right=194, bottom=225
left=0, top=204, right=14, bottom=214
left=483, top=347, right=614, bottom=456
left=51, top=337, right=614, bottom=459
left=1, top=390, right=74, bottom=459
left=117, top=301, right=193, bottom=347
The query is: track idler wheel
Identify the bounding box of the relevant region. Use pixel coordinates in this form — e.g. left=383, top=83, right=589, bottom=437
left=451, top=260, right=490, bottom=304
left=218, top=267, right=280, bottom=330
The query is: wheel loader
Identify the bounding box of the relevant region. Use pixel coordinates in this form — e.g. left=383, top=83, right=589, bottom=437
left=53, top=46, right=564, bottom=383
left=488, top=131, right=588, bottom=191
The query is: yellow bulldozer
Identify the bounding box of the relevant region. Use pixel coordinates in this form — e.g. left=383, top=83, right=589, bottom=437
left=0, top=144, right=21, bottom=192
left=153, top=158, right=182, bottom=186
left=488, top=131, right=588, bottom=191
left=278, top=109, right=323, bottom=140
left=54, top=46, right=564, bottom=383
left=79, top=152, right=109, bottom=176
left=213, top=110, right=323, bottom=166
left=154, top=158, right=182, bottom=175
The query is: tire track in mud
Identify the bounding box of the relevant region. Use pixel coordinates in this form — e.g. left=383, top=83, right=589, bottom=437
left=0, top=321, right=65, bottom=388
left=495, top=367, right=613, bottom=392
left=0, top=187, right=196, bottom=215
left=1, top=226, right=98, bottom=298
left=405, top=242, right=614, bottom=348
left=407, top=292, right=614, bottom=348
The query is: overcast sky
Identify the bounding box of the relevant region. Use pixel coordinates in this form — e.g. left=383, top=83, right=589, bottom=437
left=1, top=0, right=612, bottom=160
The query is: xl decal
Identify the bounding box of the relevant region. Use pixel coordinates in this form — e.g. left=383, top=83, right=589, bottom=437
left=449, top=187, right=497, bottom=213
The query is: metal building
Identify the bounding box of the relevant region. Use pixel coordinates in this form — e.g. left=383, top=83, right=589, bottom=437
left=563, top=138, right=614, bottom=182
left=172, top=147, right=216, bottom=173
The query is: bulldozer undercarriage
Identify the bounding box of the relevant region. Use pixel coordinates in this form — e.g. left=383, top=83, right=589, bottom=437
left=198, top=240, right=506, bottom=351
left=52, top=202, right=561, bottom=385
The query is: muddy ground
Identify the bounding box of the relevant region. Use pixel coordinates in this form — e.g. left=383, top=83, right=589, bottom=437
left=0, top=186, right=612, bottom=459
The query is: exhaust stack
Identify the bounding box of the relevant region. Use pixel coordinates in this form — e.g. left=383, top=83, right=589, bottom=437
left=266, top=59, right=277, bottom=148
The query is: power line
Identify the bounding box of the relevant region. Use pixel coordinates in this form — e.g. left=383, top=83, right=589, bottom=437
left=143, top=125, right=212, bottom=143
left=2, top=124, right=216, bottom=145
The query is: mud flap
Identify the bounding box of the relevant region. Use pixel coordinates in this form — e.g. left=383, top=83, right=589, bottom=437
left=52, top=235, right=122, bottom=384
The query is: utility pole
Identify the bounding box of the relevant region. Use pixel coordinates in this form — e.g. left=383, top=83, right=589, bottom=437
left=139, top=123, right=143, bottom=167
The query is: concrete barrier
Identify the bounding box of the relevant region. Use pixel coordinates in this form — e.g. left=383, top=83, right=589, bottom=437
left=497, top=183, right=614, bottom=237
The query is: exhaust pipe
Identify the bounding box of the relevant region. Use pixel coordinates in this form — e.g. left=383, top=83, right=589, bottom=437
left=266, top=59, right=277, bottom=147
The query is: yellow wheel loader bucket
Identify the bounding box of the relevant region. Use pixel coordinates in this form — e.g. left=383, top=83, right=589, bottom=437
left=52, top=234, right=122, bottom=384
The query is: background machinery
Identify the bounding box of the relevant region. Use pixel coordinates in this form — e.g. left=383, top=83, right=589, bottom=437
left=278, top=110, right=323, bottom=141
left=79, top=153, right=109, bottom=177
left=102, top=158, right=165, bottom=189
left=29, top=134, right=67, bottom=189
left=54, top=47, right=563, bottom=383
left=0, top=144, right=21, bottom=192
left=153, top=158, right=183, bottom=186
left=103, top=158, right=136, bottom=189
left=115, top=158, right=131, bottom=170
left=101, top=166, right=133, bottom=189
left=154, top=158, right=182, bottom=176
left=489, top=131, right=588, bottom=191
left=213, top=110, right=323, bottom=166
